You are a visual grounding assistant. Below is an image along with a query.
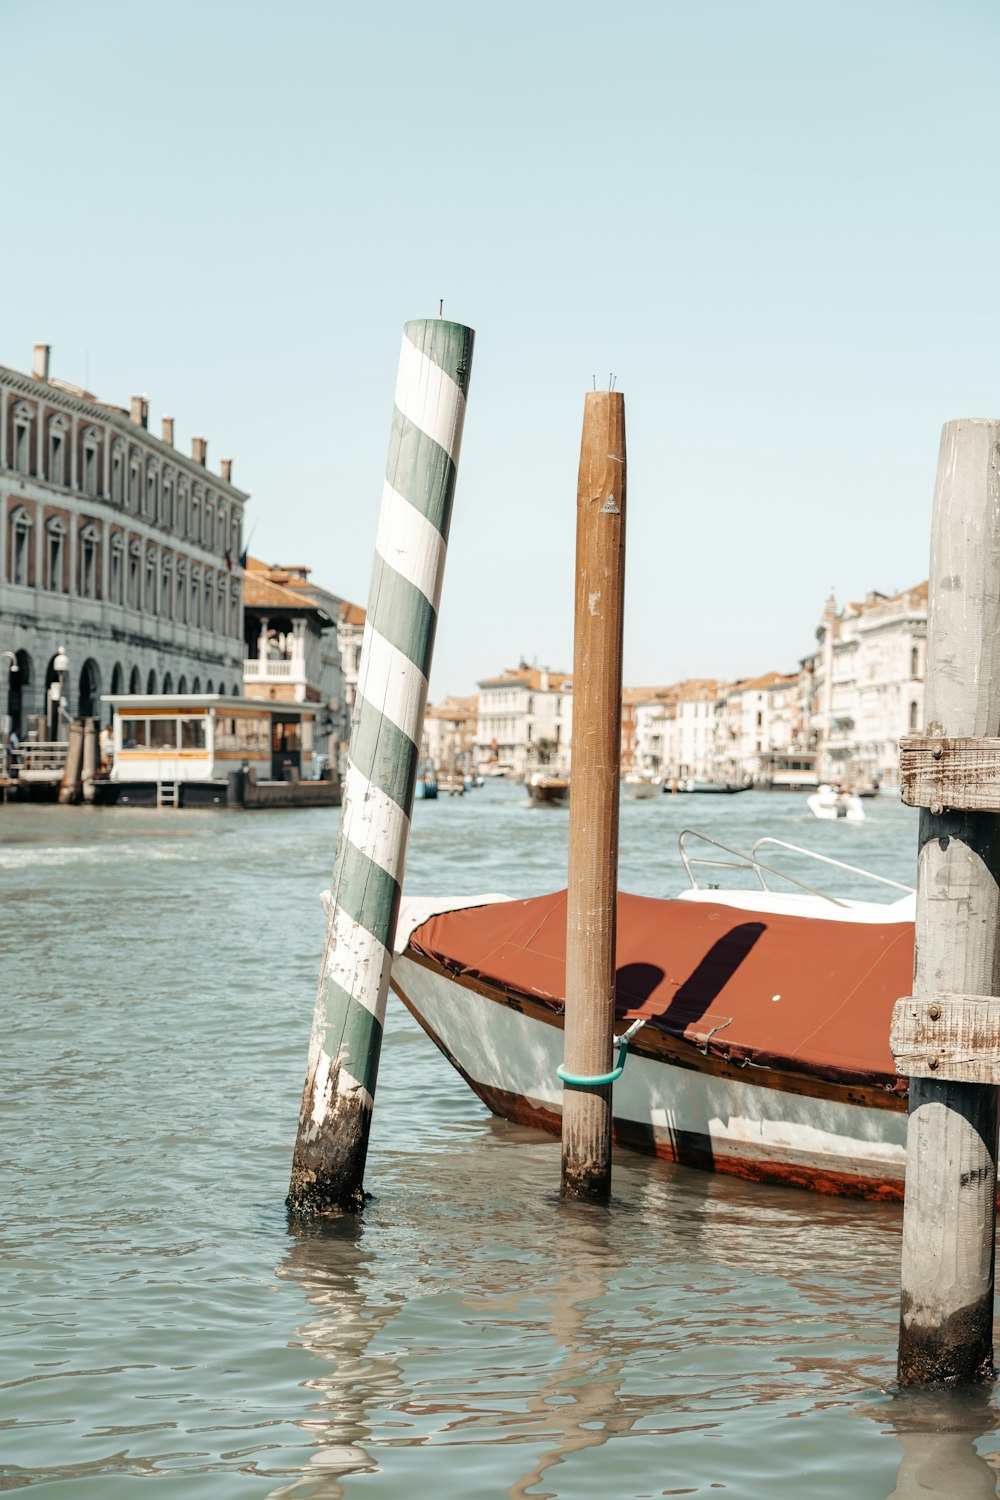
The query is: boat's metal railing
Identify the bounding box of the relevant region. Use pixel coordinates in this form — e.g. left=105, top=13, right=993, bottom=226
left=677, top=829, right=913, bottom=908
left=750, top=837, right=914, bottom=895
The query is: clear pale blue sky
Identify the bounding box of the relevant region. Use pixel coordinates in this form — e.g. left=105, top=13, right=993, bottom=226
left=4, top=0, right=997, bottom=697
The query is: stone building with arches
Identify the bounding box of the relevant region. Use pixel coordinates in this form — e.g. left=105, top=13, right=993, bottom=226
left=0, top=344, right=247, bottom=736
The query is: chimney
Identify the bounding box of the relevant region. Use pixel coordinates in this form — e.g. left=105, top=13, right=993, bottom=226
left=192, top=437, right=207, bottom=466
left=130, top=396, right=149, bottom=428
left=162, top=416, right=174, bottom=447
left=32, top=344, right=50, bottom=381
left=220, top=457, right=232, bottom=483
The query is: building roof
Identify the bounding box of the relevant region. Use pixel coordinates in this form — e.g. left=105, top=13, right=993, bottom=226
left=623, top=684, right=682, bottom=707
left=243, top=558, right=331, bottom=621
left=728, top=670, right=798, bottom=694
left=477, top=667, right=572, bottom=692
left=673, top=678, right=723, bottom=702
left=339, top=600, right=367, bottom=627
left=426, top=693, right=478, bottom=722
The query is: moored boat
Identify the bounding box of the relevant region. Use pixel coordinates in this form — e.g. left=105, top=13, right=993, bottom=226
left=807, top=783, right=865, bottom=822
left=390, top=835, right=916, bottom=1200
left=623, top=770, right=661, bottom=800
left=525, top=772, right=570, bottom=806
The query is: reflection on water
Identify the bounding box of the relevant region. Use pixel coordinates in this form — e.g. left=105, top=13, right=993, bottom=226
left=3, top=789, right=1000, bottom=1497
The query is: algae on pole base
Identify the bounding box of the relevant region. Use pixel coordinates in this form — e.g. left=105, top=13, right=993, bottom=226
left=287, top=317, right=474, bottom=1216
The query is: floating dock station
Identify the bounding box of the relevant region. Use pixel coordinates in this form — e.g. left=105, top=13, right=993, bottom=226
left=95, top=694, right=340, bottom=809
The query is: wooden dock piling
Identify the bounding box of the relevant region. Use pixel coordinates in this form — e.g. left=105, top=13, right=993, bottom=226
left=892, top=418, right=1000, bottom=1385
left=560, top=391, right=627, bottom=1202
left=287, top=318, right=474, bottom=1216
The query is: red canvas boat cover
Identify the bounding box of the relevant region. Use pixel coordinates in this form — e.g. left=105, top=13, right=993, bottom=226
left=407, top=891, right=914, bottom=1092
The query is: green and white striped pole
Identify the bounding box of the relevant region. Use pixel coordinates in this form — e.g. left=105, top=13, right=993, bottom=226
left=287, top=318, right=474, bottom=1215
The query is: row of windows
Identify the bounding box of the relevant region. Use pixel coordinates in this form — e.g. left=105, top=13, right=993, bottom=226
left=5, top=402, right=239, bottom=557
left=122, top=713, right=305, bottom=755
left=8, top=510, right=240, bottom=635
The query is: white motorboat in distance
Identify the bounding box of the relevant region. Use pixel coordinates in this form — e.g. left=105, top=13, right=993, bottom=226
left=807, top=784, right=865, bottom=822
left=623, top=771, right=661, bottom=800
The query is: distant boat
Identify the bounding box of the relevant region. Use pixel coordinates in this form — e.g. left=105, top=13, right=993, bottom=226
left=525, top=772, right=569, bottom=807
left=676, top=778, right=750, bottom=795
left=623, top=771, right=661, bottom=800
left=807, top=784, right=865, bottom=823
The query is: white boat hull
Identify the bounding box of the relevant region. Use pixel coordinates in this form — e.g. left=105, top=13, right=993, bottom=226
left=391, top=952, right=908, bottom=1200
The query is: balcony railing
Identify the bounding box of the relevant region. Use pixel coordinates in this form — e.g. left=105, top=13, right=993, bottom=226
left=243, top=658, right=300, bottom=679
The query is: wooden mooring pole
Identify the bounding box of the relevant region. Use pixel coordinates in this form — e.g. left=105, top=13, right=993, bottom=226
left=287, top=318, right=474, bottom=1215
left=892, top=418, right=1000, bottom=1385
left=560, top=391, right=627, bottom=1202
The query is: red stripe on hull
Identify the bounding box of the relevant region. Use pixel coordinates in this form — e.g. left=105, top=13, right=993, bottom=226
left=467, top=1078, right=905, bottom=1203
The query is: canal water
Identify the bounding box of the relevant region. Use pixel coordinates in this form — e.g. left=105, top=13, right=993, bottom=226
left=4, top=785, right=1000, bottom=1498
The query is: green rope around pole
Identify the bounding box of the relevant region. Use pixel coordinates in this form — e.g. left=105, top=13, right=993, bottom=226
left=557, top=1017, right=647, bottom=1088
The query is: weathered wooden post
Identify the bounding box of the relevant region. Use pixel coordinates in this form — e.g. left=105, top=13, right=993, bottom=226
left=287, top=317, right=474, bottom=1215
left=560, top=391, right=627, bottom=1202
left=890, top=418, right=1000, bottom=1384
left=81, top=717, right=97, bottom=803
left=58, top=719, right=84, bottom=804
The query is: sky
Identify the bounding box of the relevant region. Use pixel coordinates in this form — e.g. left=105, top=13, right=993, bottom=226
left=3, top=0, right=998, bottom=699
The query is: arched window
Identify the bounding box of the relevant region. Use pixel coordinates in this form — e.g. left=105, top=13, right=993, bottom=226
left=177, top=674, right=188, bottom=694
left=162, top=671, right=173, bottom=694
left=910, top=700, right=919, bottom=731
left=204, top=495, right=214, bottom=548
left=47, top=413, right=69, bottom=486
left=161, top=556, right=173, bottom=618
left=81, top=426, right=101, bottom=497
left=205, top=678, right=214, bottom=694
left=111, top=441, right=125, bottom=502
left=9, top=506, right=32, bottom=587
left=127, top=539, right=141, bottom=608
left=162, top=470, right=174, bottom=528
left=191, top=676, right=201, bottom=694
left=216, top=503, right=227, bottom=553
left=145, top=462, right=159, bottom=520
left=12, top=401, right=33, bottom=476
left=128, top=665, right=142, bottom=694
left=203, top=570, right=213, bottom=631
left=110, top=662, right=124, bottom=696
left=217, top=578, right=227, bottom=637
left=176, top=560, right=187, bottom=623
left=230, top=583, right=240, bottom=639
left=911, top=645, right=920, bottom=677
left=146, top=668, right=157, bottom=694
left=79, top=523, right=100, bottom=599
left=45, top=516, right=66, bottom=593
left=109, top=533, right=125, bottom=604
left=190, top=565, right=201, bottom=627
left=128, top=450, right=141, bottom=511
left=78, top=660, right=101, bottom=720
left=191, top=487, right=202, bottom=543
left=230, top=514, right=241, bottom=558
left=176, top=481, right=187, bottom=536
left=144, top=547, right=158, bottom=613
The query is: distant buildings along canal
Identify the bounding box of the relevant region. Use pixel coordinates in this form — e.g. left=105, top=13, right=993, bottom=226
left=0, top=343, right=246, bottom=737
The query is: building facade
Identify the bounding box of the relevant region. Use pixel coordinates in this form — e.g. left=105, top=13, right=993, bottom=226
left=810, top=583, right=928, bottom=785
left=0, top=344, right=246, bottom=734
left=242, top=558, right=340, bottom=763
left=476, top=666, right=573, bottom=776
left=423, top=694, right=478, bottom=774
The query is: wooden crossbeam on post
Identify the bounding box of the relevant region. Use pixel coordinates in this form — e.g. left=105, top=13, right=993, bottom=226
left=560, top=391, right=627, bottom=1203
left=893, top=417, right=1000, bottom=1387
